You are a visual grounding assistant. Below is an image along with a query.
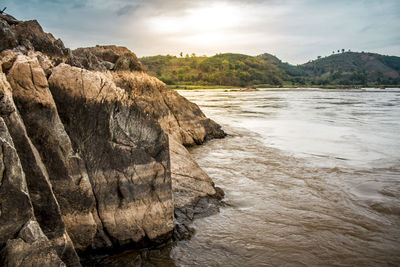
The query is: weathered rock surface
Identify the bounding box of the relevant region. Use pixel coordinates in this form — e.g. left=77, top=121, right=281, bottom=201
left=112, top=71, right=225, bottom=146
left=0, top=93, right=67, bottom=266
left=1, top=71, right=81, bottom=266
left=0, top=14, right=69, bottom=58
left=1, top=220, right=65, bottom=267
left=6, top=53, right=100, bottom=251
left=111, top=70, right=225, bottom=237
left=0, top=14, right=225, bottom=265
left=68, top=46, right=144, bottom=72
left=48, top=63, right=175, bottom=249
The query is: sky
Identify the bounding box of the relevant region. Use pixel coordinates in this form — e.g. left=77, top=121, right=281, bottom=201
left=2, top=0, right=400, bottom=64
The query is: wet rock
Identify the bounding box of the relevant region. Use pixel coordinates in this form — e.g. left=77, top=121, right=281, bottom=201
left=169, top=138, right=216, bottom=209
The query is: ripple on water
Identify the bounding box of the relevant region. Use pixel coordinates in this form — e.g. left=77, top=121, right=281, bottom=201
left=169, top=127, right=399, bottom=266
left=172, top=89, right=400, bottom=266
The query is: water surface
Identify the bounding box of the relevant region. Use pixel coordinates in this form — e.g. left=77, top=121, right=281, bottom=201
left=171, top=88, right=400, bottom=266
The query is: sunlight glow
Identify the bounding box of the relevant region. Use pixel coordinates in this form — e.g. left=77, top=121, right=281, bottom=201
left=150, top=2, right=241, bottom=35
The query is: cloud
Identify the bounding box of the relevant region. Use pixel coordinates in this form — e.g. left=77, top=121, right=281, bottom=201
left=2, top=0, right=400, bottom=64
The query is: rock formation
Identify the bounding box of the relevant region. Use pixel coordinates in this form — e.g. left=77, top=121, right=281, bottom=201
left=0, top=13, right=225, bottom=266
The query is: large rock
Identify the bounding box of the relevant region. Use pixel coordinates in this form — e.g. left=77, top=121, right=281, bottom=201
left=0, top=71, right=80, bottom=266
left=1, top=14, right=226, bottom=264
left=48, top=64, right=174, bottom=247
left=5, top=53, right=101, bottom=251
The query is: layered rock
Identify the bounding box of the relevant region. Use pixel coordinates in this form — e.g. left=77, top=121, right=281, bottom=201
left=48, top=63, right=174, bottom=248
left=0, top=14, right=225, bottom=265
left=0, top=73, right=78, bottom=266
left=5, top=53, right=100, bottom=251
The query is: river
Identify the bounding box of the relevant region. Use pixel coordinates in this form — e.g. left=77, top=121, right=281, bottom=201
left=171, top=88, right=400, bottom=266
left=99, top=88, right=400, bottom=266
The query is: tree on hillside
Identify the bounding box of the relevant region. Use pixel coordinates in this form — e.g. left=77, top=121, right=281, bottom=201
left=342, top=49, right=345, bottom=53
left=179, top=52, right=183, bottom=57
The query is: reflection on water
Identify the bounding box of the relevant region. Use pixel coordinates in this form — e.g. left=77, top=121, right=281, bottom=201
left=171, top=88, right=400, bottom=266
left=103, top=88, right=400, bottom=266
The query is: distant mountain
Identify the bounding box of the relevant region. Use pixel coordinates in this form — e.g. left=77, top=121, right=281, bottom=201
left=141, top=52, right=400, bottom=87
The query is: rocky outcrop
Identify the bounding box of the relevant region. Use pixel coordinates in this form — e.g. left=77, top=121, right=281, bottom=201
left=69, top=46, right=144, bottom=72
left=0, top=14, right=69, bottom=58
left=0, top=14, right=225, bottom=265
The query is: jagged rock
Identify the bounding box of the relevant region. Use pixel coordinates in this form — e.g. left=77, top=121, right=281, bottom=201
left=0, top=14, right=69, bottom=58
left=0, top=117, right=66, bottom=266
left=0, top=117, right=32, bottom=246
left=1, top=74, right=80, bottom=266
left=6, top=53, right=101, bottom=252
left=48, top=63, right=174, bottom=247
left=0, top=19, right=18, bottom=51
left=110, top=70, right=225, bottom=240
left=68, top=46, right=143, bottom=72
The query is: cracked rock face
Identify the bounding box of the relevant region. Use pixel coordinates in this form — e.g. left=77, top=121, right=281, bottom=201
left=48, top=64, right=174, bottom=247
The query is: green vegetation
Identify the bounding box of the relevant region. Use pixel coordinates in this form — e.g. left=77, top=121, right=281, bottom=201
left=141, top=53, right=287, bottom=87
left=141, top=52, right=400, bottom=88
left=298, top=52, right=400, bottom=86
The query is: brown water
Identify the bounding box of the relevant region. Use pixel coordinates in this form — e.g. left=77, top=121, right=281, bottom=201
left=171, top=88, right=400, bottom=266
left=99, top=88, right=400, bottom=266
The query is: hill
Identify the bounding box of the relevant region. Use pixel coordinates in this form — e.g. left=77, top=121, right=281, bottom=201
left=141, top=53, right=288, bottom=87
left=295, top=52, right=400, bottom=86
left=141, top=52, right=400, bottom=87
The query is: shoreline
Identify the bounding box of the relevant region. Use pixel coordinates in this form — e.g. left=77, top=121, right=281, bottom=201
left=167, top=84, right=400, bottom=91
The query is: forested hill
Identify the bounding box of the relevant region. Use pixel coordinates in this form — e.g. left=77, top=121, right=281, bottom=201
left=141, top=52, right=400, bottom=87
left=141, top=53, right=287, bottom=87
left=293, top=52, right=400, bottom=86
